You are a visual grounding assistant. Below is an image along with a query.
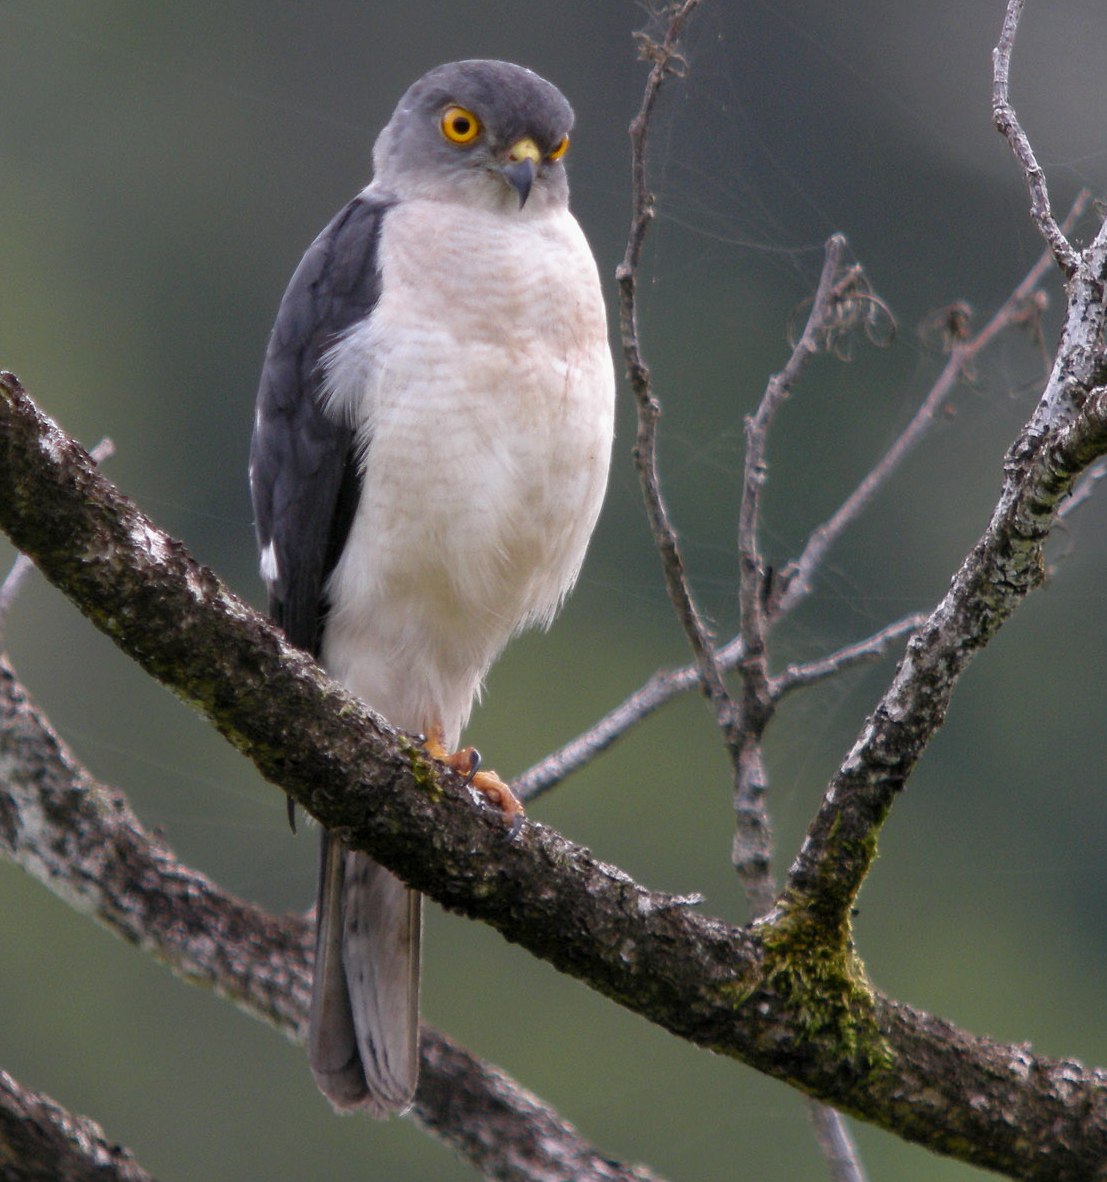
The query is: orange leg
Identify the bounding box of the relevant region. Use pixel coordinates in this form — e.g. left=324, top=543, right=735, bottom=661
left=424, top=725, right=525, bottom=829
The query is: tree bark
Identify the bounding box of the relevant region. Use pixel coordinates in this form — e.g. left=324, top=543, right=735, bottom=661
left=4, top=362, right=1107, bottom=1179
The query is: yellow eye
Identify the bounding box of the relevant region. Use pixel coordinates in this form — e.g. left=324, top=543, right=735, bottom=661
left=440, top=106, right=481, bottom=145
left=547, top=134, right=570, bottom=162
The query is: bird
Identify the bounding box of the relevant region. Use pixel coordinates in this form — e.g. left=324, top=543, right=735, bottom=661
left=249, top=60, right=615, bottom=1116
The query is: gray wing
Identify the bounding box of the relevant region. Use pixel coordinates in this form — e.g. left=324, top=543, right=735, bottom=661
left=249, top=193, right=390, bottom=656
left=250, top=191, right=421, bottom=1115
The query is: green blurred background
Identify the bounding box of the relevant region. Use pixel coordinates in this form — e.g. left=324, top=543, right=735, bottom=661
left=2, top=2, right=1106, bottom=1179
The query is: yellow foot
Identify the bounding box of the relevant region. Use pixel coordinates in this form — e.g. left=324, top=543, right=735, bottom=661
left=425, top=725, right=525, bottom=829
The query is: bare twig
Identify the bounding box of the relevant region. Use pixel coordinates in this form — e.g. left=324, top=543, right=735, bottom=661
left=0, top=553, right=33, bottom=641
left=733, top=237, right=880, bottom=1171
left=992, top=0, right=1079, bottom=274
left=736, top=235, right=853, bottom=706
left=775, top=193, right=1090, bottom=618
left=730, top=236, right=862, bottom=917
left=513, top=658, right=714, bottom=802
left=514, top=610, right=921, bottom=802
left=1059, top=459, right=1107, bottom=521
left=806, top=1099, right=870, bottom=1182
left=779, top=200, right=1107, bottom=931
left=770, top=613, right=929, bottom=700
left=615, top=1, right=739, bottom=742
left=785, top=8, right=1107, bottom=912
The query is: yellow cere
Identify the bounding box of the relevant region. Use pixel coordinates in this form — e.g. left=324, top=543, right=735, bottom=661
left=506, top=137, right=541, bottom=164
left=440, top=106, right=482, bottom=145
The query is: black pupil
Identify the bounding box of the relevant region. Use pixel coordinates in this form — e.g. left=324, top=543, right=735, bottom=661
left=453, top=115, right=471, bottom=136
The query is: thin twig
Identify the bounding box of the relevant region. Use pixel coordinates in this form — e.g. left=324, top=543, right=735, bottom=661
left=729, top=248, right=907, bottom=1182
left=0, top=553, right=33, bottom=641
left=514, top=612, right=922, bottom=802
left=731, top=236, right=858, bottom=917
left=560, top=210, right=1076, bottom=795
left=612, top=0, right=835, bottom=1024
left=518, top=200, right=1083, bottom=807
left=992, top=0, right=1079, bottom=274
left=806, top=1100, right=870, bottom=1182
left=769, top=612, right=929, bottom=701
left=1048, top=457, right=1107, bottom=574
left=774, top=193, right=1090, bottom=618
left=782, top=344, right=1107, bottom=931
left=515, top=634, right=743, bottom=803
left=514, top=661, right=711, bottom=802
left=1059, top=459, right=1107, bottom=521
left=797, top=28, right=1105, bottom=1174
left=738, top=235, right=851, bottom=698
left=615, top=1, right=738, bottom=741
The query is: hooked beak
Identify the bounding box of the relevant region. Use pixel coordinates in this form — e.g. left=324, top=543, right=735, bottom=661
left=499, top=137, right=541, bottom=207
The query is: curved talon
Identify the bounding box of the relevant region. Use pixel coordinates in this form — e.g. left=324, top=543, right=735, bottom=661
left=502, top=810, right=525, bottom=843
left=423, top=726, right=524, bottom=827
left=460, top=747, right=481, bottom=787
left=437, top=743, right=481, bottom=785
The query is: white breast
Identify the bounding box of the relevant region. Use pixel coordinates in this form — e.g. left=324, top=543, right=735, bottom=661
left=320, top=195, right=615, bottom=747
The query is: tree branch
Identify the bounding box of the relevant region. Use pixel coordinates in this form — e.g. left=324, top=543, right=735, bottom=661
left=0, top=1069, right=154, bottom=1182
left=992, top=0, right=1079, bottom=273
left=769, top=613, right=929, bottom=701
left=5, top=369, right=1107, bottom=1175
left=782, top=2, right=1107, bottom=945
left=0, top=646, right=663, bottom=1182
left=805, top=1099, right=870, bottom=1182
left=781, top=385, right=1107, bottom=924
left=0, top=440, right=113, bottom=641
left=3, top=7, right=1107, bottom=1178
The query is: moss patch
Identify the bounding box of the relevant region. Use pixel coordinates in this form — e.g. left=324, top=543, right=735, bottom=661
left=398, top=736, right=442, bottom=800
left=757, top=902, right=891, bottom=1077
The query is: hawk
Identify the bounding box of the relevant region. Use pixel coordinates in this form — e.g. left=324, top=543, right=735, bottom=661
left=250, top=60, right=614, bottom=1115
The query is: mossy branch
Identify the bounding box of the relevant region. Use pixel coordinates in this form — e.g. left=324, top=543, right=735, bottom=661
left=5, top=368, right=1107, bottom=1177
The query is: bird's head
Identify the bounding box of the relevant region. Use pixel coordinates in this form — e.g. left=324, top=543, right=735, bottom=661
left=371, top=60, right=575, bottom=212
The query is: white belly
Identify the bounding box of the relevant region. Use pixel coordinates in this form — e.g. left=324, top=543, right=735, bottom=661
left=320, top=196, right=614, bottom=746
